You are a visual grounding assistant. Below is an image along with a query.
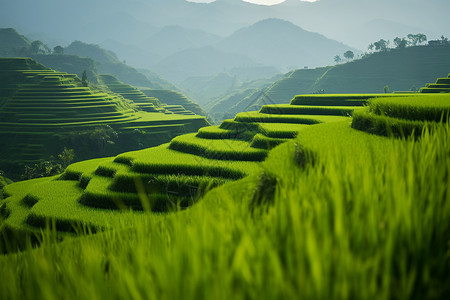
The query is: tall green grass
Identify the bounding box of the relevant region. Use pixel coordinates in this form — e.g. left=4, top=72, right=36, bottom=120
left=1, top=120, right=448, bottom=299
left=368, top=94, right=450, bottom=122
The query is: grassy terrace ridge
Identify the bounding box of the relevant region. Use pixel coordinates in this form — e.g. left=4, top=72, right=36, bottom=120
left=352, top=94, right=450, bottom=137
left=0, top=58, right=209, bottom=177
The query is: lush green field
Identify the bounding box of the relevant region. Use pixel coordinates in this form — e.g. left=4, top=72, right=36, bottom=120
left=1, top=87, right=449, bottom=299
left=1, top=92, right=368, bottom=235
left=0, top=110, right=449, bottom=299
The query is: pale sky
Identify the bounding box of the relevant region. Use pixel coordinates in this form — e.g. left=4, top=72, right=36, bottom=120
left=188, top=0, right=318, bottom=5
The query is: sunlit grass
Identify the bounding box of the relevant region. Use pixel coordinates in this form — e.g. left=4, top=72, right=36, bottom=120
left=1, top=120, right=448, bottom=299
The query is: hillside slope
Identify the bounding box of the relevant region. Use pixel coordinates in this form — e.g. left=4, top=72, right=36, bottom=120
left=0, top=28, right=30, bottom=56
left=213, top=44, right=450, bottom=116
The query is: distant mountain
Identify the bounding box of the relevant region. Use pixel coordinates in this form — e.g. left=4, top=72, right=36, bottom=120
left=140, top=25, right=222, bottom=57
left=0, top=28, right=180, bottom=91
left=216, top=18, right=355, bottom=71
left=152, top=18, right=354, bottom=83
left=180, top=73, right=243, bottom=106
left=66, top=41, right=120, bottom=65
left=0, top=28, right=30, bottom=56
left=179, top=67, right=280, bottom=106
left=1, top=0, right=449, bottom=50
left=100, top=40, right=161, bottom=69
left=63, top=41, right=176, bottom=89
left=153, top=46, right=259, bottom=83
left=79, top=12, right=158, bottom=44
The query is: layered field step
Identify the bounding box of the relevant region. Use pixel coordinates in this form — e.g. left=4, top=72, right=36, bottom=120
left=419, top=74, right=450, bottom=93
left=234, top=111, right=350, bottom=124
left=249, top=134, right=289, bottom=150
left=169, top=133, right=267, bottom=161
left=291, top=94, right=406, bottom=106
left=259, top=104, right=357, bottom=116
left=118, top=123, right=186, bottom=132
left=351, top=94, right=450, bottom=136
left=99, top=75, right=164, bottom=108
left=142, top=89, right=207, bottom=116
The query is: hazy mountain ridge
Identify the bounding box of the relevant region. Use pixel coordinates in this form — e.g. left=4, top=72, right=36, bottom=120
left=216, top=18, right=355, bottom=70
left=2, top=0, right=446, bottom=45
left=2, top=0, right=447, bottom=87
left=0, top=28, right=30, bottom=55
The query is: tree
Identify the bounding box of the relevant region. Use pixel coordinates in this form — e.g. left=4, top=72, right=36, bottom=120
left=373, top=39, right=389, bottom=52
left=334, top=55, right=342, bottom=64
left=81, top=70, right=89, bottom=87
left=394, top=37, right=408, bottom=49
left=29, top=40, right=50, bottom=54
left=58, top=147, right=75, bottom=168
left=368, top=43, right=374, bottom=51
left=384, top=85, right=390, bottom=93
left=343, top=50, right=354, bottom=61
left=53, top=45, right=64, bottom=54
left=21, top=161, right=63, bottom=180
left=441, top=35, right=449, bottom=44
left=416, top=34, right=427, bottom=45
left=407, top=33, right=427, bottom=46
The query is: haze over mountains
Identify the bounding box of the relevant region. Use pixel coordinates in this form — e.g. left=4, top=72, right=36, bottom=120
left=2, top=0, right=448, bottom=84
left=2, top=0, right=448, bottom=47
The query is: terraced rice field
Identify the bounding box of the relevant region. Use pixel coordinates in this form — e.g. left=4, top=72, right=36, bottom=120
left=100, top=75, right=199, bottom=116
left=142, top=89, right=207, bottom=116
left=1, top=93, right=374, bottom=235
left=2, top=70, right=449, bottom=238
left=0, top=58, right=209, bottom=173
left=1, top=76, right=450, bottom=299
left=12, top=87, right=450, bottom=238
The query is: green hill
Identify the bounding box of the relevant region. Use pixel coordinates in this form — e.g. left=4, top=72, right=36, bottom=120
left=64, top=41, right=177, bottom=89
left=0, top=58, right=209, bottom=179
left=28, top=54, right=99, bottom=84
left=0, top=28, right=179, bottom=91
left=0, top=28, right=30, bottom=56
left=208, top=68, right=329, bottom=122
left=216, top=44, right=450, bottom=117
left=65, top=41, right=119, bottom=65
